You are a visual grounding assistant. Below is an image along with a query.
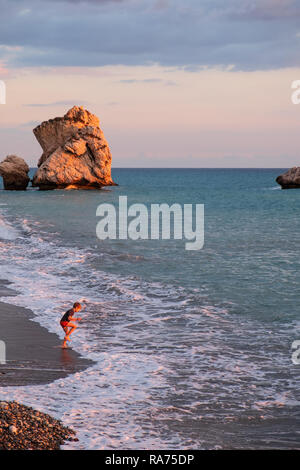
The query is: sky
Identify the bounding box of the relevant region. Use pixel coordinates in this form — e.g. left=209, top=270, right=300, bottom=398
left=0, top=0, right=300, bottom=167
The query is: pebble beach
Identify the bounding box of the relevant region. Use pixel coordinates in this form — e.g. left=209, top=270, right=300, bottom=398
left=0, top=400, right=77, bottom=450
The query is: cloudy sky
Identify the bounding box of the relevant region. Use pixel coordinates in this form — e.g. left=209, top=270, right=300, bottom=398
left=0, top=0, right=300, bottom=167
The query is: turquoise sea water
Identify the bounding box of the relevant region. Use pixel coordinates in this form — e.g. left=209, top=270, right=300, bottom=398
left=0, top=168, right=299, bottom=449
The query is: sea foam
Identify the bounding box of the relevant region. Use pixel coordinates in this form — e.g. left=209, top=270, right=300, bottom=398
left=0, top=214, right=19, bottom=240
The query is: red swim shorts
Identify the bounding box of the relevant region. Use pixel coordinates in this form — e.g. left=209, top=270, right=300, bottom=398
left=60, top=321, right=69, bottom=327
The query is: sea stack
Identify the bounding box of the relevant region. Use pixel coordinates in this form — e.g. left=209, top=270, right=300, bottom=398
left=32, top=106, right=116, bottom=190
left=0, top=155, right=30, bottom=190
left=276, top=167, right=300, bottom=189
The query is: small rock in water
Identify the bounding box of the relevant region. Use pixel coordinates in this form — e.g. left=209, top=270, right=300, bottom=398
left=0, top=155, right=30, bottom=190
left=276, top=167, right=300, bottom=189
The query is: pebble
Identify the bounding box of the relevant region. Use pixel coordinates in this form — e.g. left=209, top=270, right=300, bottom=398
left=9, top=425, right=17, bottom=434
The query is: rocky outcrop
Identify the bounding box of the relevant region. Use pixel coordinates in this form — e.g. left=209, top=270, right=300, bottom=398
left=32, top=106, right=116, bottom=190
left=276, top=167, right=300, bottom=189
left=0, top=155, right=30, bottom=190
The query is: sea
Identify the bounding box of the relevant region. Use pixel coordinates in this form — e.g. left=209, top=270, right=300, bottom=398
left=0, top=168, right=299, bottom=449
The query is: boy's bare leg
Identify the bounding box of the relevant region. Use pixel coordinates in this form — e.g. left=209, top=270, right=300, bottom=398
left=62, top=326, right=70, bottom=346
left=62, top=332, right=68, bottom=348
left=64, top=327, right=71, bottom=341
left=65, top=323, right=77, bottom=341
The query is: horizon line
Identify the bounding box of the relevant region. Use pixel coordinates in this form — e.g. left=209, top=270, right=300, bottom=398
left=27, top=166, right=290, bottom=170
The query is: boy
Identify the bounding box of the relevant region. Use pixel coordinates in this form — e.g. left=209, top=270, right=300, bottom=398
left=60, top=302, right=82, bottom=349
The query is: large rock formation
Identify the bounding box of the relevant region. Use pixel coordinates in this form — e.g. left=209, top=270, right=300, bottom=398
left=0, top=155, right=30, bottom=190
left=276, top=167, right=300, bottom=189
left=32, top=106, right=116, bottom=190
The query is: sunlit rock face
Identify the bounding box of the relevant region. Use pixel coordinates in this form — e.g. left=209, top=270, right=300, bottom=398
left=0, top=155, right=30, bottom=190
left=276, top=167, right=300, bottom=189
left=32, top=106, right=116, bottom=190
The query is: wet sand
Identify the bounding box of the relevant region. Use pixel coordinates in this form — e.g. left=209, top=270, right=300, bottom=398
left=0, top=280, right=94, bottom=386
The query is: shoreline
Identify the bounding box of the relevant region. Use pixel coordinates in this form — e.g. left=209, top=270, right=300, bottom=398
left=0, top=279, right=94, bottom=386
